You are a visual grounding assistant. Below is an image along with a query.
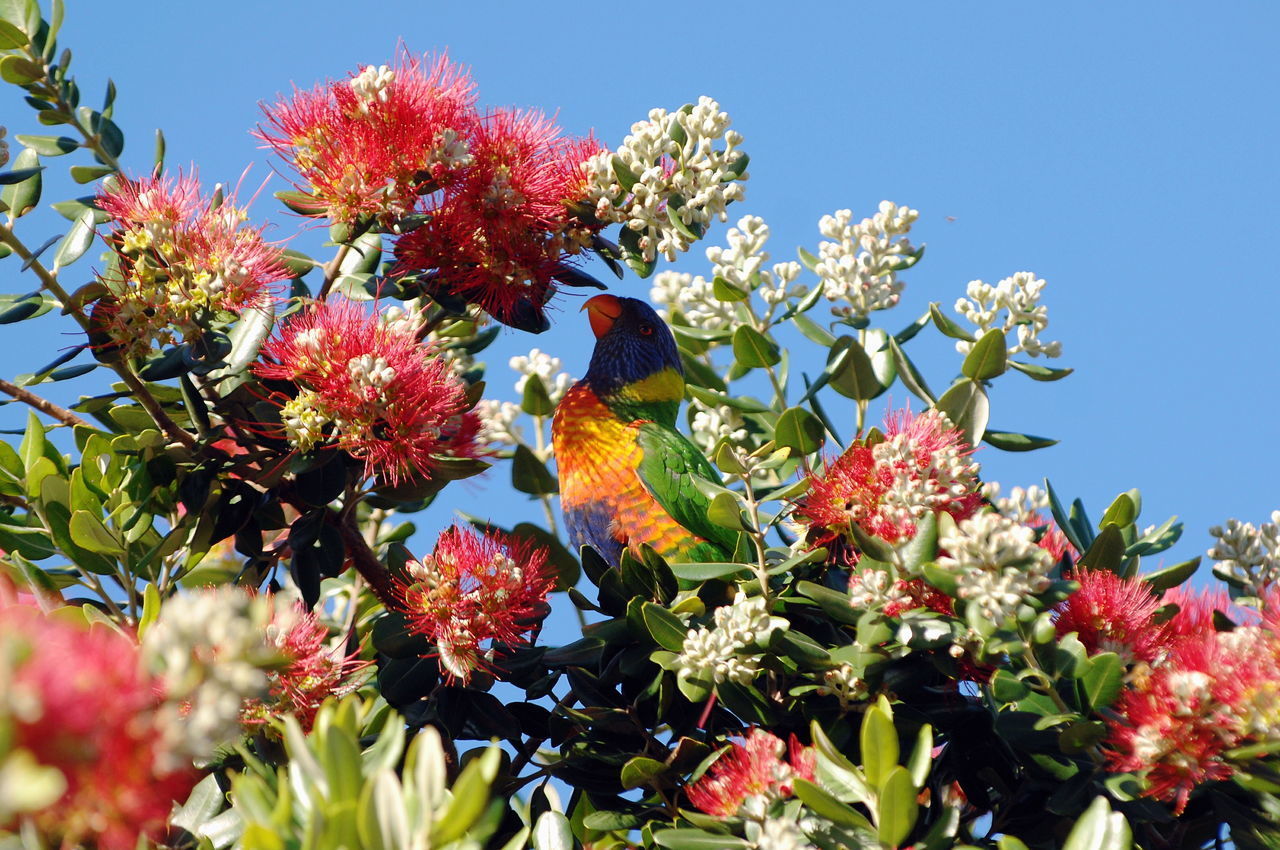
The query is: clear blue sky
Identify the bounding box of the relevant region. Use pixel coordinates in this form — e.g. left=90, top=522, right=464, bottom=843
left=3, top=2, right=1278, bottom=593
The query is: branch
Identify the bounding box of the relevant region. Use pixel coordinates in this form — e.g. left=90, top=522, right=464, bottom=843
left=0, top=378, right=89, bottom=428
left=337, top=513, right=399, bottom=609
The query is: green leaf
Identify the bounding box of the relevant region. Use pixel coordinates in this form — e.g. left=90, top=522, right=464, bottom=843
left=1009, top=360, right=1075, bottom=382
left=898, top=510, right=937, bottom=572
left=170, top=774, right=227, bottom=835
left=928, top=302, right=975, bottom=342
left=641, top=601, right=689, bottom=652
left=1, top=147, right=40, bottom=217
left=69, top=164, right=113, bottom=184
left=14, top=134, right=75, bottom=156
left=1061, top=796, right=1131, bottom=850
left=792, top=312, right=837, bottom=347
left=792, top=778, right=873, bottom=830
left=860, top=702, right=899, bottom=790
left=0, top=54, right=41, bottom=85
left=653, top=829, right=749, bottom=850
left=433, top=746, right=499, bottom=845
left=511, top=444, right=558, bottom=495
left=887, top=336, right=934, bottom=404
left=906, top=723, right=934, bottom=789
left=731, top=324, right=781, bottom=368
left=983, top=429, right=1058, bottom=452
left=934, top=380, right=989, bottom=450
left=667, top=561, right=748, bottom=581
left=707, top=491, right=750, bottom=531
left=990, top=669, right=1032, bottom=703
left=611, top=155, right=639, bottom=191
left=69, top=509, right=122, bottom=556
left=1081, top=652, right=1124, bottom=711
left=533, top=811, right=573, bottom=850
left=620, top=756, right=667, bottom=790
left=961, top=328, right=1008, bottom=380
left=774, top=406, right=825, bottom=455
left=685, top=385, right=770, bottom=413
left=520, top=376, right=555, bottom=417
left=1142, top=556, right=1199, bottom=591
left=0, top=18, right=26, bottom=47
left=877, top=766, right=919, bottom=848
left=52, top=208, right=96, bottom=269
left=1099, top=492, right=1138, bottom=529
left=846, top=520, right=897, bottom=565
left=826, top=335, right=883, bottom=400
left=1077, top=525, right=1126, bottom=574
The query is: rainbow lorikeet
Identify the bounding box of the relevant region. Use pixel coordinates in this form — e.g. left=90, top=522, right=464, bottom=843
left=552, top=294, right=736, bottom=567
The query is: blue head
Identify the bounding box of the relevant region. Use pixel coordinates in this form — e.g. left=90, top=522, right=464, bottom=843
left=581, top=294, right=684, bottom=422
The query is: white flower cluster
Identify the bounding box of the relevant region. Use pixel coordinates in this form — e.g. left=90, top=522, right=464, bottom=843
left=584, top=96, right=747, bottom=262
left=813, top=201, right=919, bottom=320
left=349, top=64, right=395, bottom=111
left=142, top=588, right=289, bottom=767
left=510, top=348, right=574, bottom=405
left=689, top=399, right=750, bottom=452
left=939, top=512, right=1053, bottom=623
left=651, top=215, right=804, bottom=333
left=676, top=591, right=780, bottom=685
left=983, top=482, right=1051, bottom=525
left=874, top=412, right=981, bottom=533
left=815, top=662, right=867, bottom=710
left=1209, top=511, right=1280, bottom=598
left=751, top=816, right=814, bottom=850
left=954, top=272, right=1062, bottom=359
left=848, top=567, right=911, bottom=610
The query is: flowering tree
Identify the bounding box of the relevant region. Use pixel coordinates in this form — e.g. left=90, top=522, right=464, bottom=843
left=0, top=2, right=1278, bottom=849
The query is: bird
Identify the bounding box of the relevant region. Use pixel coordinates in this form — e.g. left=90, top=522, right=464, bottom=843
left=552, top=294, right=736, bottom=567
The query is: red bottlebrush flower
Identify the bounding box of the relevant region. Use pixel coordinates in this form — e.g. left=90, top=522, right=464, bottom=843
left=1054, top=568, right=1169, bottom=663
left=254, top=299, right=481, bottom=484
left=93, top=173, right=287, bottom=359
left=391, top=524, right=554, bottom=684
left=392, top=108, right=606, bottom=331
left=241, top=600, right=366, bottom=733
left=685, top=728, right=816, bottom=817
left=1160, top=585, right=1244, bottom=648
left=0, top=603, right=198, bottom=849
left=258, top=50, right=478, bottom=224
left=795, top=407, right=981, bottom=560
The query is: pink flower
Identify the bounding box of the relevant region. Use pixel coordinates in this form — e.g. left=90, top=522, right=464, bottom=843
left=241, top=600, right=366, bottom=733
left=391, top=525, right=554, bottom=683
left=685, top=728, right=815, bottom=817
left=392, top=107, right=605, bottom=331
left=258, top=50, right=477, bottom=224
left=0, top=603, right=197, bottom=849
left=1054, top=569, right=1169, bottom=663
left=93, top=173, right=286, bottom=358
left=254, top=299, right=481, bottom=484
left=795, top=408, right=982, bottom=560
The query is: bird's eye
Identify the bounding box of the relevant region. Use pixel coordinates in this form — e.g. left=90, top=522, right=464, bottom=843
left=638, top=323, right=655, bottom=336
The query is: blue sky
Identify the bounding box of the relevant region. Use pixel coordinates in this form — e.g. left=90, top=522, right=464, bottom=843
left=3, top=2, right=1278, bottom=593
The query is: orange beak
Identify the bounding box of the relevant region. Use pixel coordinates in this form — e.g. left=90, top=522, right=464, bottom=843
left=583, top=294, right=622, bottom=339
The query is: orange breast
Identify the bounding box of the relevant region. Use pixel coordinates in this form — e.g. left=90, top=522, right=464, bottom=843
left=552, top=384, right=700, bottom=561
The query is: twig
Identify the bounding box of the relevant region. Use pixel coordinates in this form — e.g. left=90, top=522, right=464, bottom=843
left=0, top=378, right=89, bottom=428
left=337, top=514, right=399, bottom=609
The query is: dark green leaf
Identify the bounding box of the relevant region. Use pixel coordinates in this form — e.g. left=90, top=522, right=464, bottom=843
left=731, top=324, right=781, bottom=368
left=1142, top=556, right=1200, bottom=592
left=511, top=444, right=558, bottom=495
left=792, top=312, right=836, bottom=346
left=653, top=829, right=749, bottom=850
left=887, top=336, right=934, bottom=404
left=1099, top=492, right=1137, bottom=529
left=1077, top=525, right=1126, bottom=574
left=0, top=148, right=40, bottom=216
left=667, top=561, right=748, bottom=581
left=14, top=134, right=75, bottom=156
left=640, top=601, right=687, bottom=652
left=521, top=377, right=555, bottom=417
left=1009, top=360, right=1074, bottom=382
left=620, top=756, right=667, bottom=790
left=774, top=406, right=825, bottom=455
left=934, top=380, right=989, bottom=450
left=0, top=18, right=26, bottom=47
left=826, top=335, right=882, bottom=400
left=707, top=491, right=749, bottom=531
left=983, top=429, right=1058, bottom=452
left=69, top=164, right=113, bottom=184
left=961, top=328, right=1008, bottom=380
left=928, top=302, right=975, bottom=342
left=793, top=778, right=873, bottom=830
left=1081, top=652, right=1123, bottom=711
left=52, top=207, right=96, bottom=268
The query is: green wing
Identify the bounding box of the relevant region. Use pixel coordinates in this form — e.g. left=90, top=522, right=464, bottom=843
left=635, top=421, right=737, bottom=558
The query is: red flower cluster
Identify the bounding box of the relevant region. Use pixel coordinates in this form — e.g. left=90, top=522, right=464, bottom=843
left=1100, top=586, right=1280, bottom=813
left=686, top=728, right=816, bottom=817
left=796, top=408, right=982, bottom=561
left=93, top=173, right=286, bottom=358
left=0, top=601, right=197, bottom=850
left=259, top=51, right=605, bottom=330
left=254, top=299, right=481, bottom=484
left=1054, top=569, right=1168, bottom=663
left=392, top=524, right=554, bottom=684
left=241, top=600, right=366, bottom=733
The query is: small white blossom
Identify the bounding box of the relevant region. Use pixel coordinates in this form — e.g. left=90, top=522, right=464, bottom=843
left=812, top=201, right=919, bottom=320
left=954, top=272, right=1062, bottom=359
left=1209, top=511, right=1280, bottom=597
left=939, top=512, right=1053, bottom=623
left=142, top=588, right=290, bottom=766
left=585, top=96, right=747, bottom=262
left=689, top=400, right=749, bottom=452
left=873, top=411, right=980, bottom=532
left=848, top=567, right=910, bottom=610
left=473, top=398, right=523, bottom=448
left=815, top=663, right=867, bottom=710
left=753, top=817, right=816, bottom=850
left=280, top=390, right=333, bottom=454
left=984, top=482, right=1051, bottom=525
left=510, top=348, right=574, bottom=405
left=349, top=64, right=395, bottom=111
left=675, top=592, right=782, bottom=685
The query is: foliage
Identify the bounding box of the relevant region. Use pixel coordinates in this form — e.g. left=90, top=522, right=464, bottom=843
left=0, top=1, right=1277, bottom=848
